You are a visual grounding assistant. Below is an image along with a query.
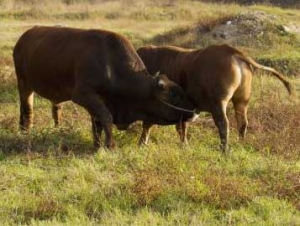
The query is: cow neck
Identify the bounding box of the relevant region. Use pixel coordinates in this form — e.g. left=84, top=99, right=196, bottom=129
left=157, top=50, right=181, bottom=83
left=114, top=98, right=153, bottom=123
left=128, top=70, right=154, bottom=100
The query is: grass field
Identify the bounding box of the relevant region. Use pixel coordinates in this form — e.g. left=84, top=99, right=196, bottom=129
left=0, top=0, right=300, bottom=225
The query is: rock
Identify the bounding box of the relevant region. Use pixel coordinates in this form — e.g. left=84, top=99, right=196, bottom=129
left=213, top=31, right=230, bottom=39
left=226, top=21, right=232, bottom=26
left=220, top=32, right=229, bottom=39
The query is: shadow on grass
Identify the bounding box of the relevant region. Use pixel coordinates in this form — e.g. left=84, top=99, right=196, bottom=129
left=0, top=127, right=95, bottom=159
left=0, top=122, right=145, bottom=161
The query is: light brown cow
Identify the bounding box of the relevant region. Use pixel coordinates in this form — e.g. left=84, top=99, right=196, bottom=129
left=137, top=44, right=293, bottom=153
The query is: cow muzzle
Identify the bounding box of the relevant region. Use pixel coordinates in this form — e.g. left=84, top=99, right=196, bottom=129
left=188, top=112, right=199, bottom=122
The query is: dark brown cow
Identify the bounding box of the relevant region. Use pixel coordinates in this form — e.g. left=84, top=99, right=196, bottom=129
left=137, top=44, right=293, bottom=152
left=13, top=26, right=195, bottom=149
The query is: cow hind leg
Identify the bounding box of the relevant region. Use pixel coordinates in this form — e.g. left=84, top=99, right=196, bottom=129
left=211, top=101, right=229, bottom=153
left=232, top=100, right=249, bottom=139
left=18, top=80, right=34, bottom=131
left=232, top=59, right=252, bottom=139
left=175, top=121, right=188, bottom=144
left=52, top=103, right=62, bottom=127
left=139, top=123, right=153, bottom=145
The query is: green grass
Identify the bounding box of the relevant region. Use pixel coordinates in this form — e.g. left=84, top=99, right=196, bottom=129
left=0, top=0, right=300, bottom=225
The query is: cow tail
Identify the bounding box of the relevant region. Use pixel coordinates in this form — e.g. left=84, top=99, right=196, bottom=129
left=13, top=41, right=25, bottom=80
left=236, top=54, right=294, bottom=96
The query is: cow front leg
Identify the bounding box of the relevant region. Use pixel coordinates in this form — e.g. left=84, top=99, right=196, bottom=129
left=52, top=103, right=62, bottom=127
left=175, top=121, right=188, bottom=144
left=212, top=102, right=229, bottom=153
left=72, top=90, right=115, bottom=149
left=91, top=116, right=103, bottom=148
left=139, top=123, right=153, bottom=145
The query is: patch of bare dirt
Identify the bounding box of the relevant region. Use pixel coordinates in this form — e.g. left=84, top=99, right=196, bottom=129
left=210, top=11, right=275, bottom=39
left=150, top=10, right=288, bottom=47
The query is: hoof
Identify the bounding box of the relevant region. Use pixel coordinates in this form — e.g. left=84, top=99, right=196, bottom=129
left=138, top=140, right=149, bottom=146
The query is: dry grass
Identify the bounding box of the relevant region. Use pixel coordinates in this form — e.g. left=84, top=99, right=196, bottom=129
left=245, top=74, right=300, bottom=159
left=248, top=101, right=300, bottom=158
left=202, top=172, right=259, bottom=209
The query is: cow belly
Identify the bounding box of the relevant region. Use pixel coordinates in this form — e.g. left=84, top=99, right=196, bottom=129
left=27, top=73, right=74, bottom=103
left=34, top=87, right=72, bottom=103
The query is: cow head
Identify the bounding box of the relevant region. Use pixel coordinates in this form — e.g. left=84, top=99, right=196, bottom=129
left=144, top=72, right=195, bottom=125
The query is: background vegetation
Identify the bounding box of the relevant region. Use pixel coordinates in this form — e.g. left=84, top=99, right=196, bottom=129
left=0, top=0, right=299, bottom=225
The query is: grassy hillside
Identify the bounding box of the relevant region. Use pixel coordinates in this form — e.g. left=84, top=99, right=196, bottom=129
left=0, top=0, right=299, bottom=225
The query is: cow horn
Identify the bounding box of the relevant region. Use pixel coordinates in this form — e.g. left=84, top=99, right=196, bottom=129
left=154, top=71, right=160, bottom=77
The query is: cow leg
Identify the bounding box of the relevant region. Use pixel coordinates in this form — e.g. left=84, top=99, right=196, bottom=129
left=211, top=101, right=229, bottom=153
left=175, top=122, right=188, bottom=144
left=232, top=100, right=249, bottom=139
left=72, top=91, right=115, bottom=149
left=52, top=103, right=62, bottom=127
left=91, top=116, right=103, bottom=148
left=139, top=123, right=153, bottom=145
left=232, top=60, right=252, bottom=139
left=17, top=79, right=34, bottom=131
